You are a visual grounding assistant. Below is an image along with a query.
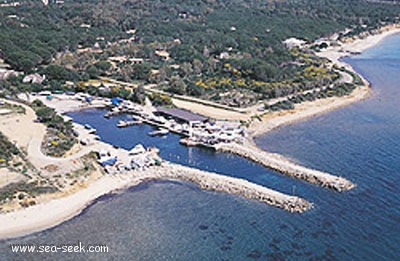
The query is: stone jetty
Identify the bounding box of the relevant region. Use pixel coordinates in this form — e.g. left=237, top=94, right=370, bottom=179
left=144, top=163, right=312, bottom=213
left=216, top=143, right=355, bottom=192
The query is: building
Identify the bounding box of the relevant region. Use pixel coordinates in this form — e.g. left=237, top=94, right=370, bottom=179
left=155, top=107, right=208, bottom=125
left=22, top=73, right=45, bottom=84
left=283, top=38, right=307, bottom=49
left=0, top=69, right=21, bottom=80
left=155, top=50, right=170, bottom=61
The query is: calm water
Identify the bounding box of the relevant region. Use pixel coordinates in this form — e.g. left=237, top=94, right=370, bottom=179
left=1, top=34, right=400, bottom=260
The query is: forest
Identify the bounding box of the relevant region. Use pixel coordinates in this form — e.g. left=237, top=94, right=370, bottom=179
left=1, top=0, right=400, bottom=106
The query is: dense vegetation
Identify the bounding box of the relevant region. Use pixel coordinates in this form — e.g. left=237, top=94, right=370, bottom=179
left=0, top=132, right=20, bottom=167
left=1, top=0, right=400, bottom=106
left=0, top=180, right=58, bottom=204
left=31, top=99, right=76, bottom=156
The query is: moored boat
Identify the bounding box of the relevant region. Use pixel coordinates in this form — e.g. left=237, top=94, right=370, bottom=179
left=148, top=128, right=169, bottom=136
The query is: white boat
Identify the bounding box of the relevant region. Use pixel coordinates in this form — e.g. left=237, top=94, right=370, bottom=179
left=84, top=124, right=96, bottom=134
left=148, top=128, right=169, bottom=136
left=129, top=144, right=146, bottom=155
left=117, top=119, right=142, bottom=128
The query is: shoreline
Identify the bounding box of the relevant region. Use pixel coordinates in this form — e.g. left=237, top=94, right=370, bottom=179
left=0, top=161, right=311, bottom=240
left=1, top=26, right=398, bottom=241
left=247, top=27, right=400, bottom=138
left=248, top=86, right=371, bottom=138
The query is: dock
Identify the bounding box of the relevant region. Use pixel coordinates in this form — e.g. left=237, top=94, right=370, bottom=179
left=216, top=143, right=355, bottom=192
left=75, top=128, right=311, bottom=212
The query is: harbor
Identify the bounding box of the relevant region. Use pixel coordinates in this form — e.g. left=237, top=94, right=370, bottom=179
left=29, top=92, right=356, bottom=193
left=53, top=110, right=313, bottom=213
left=73, top=122, right=311, bottom=213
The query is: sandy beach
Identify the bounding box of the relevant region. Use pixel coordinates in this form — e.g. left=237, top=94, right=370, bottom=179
left=0, top=175, right=137, bottom=239
left=0, top=160, right=312, bottom=239
left=318, top=25, right=400, bottom=67
left=248, top=86, right=371, bottom=137
left=0, top=25, right=399, bottom=240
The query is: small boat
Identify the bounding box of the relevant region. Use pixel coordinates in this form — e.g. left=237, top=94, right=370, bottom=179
left=179, top=138, right=198, bottom=146
left=84, top=124, right=96, bottom=133
left=117, top=119, right=143, bottom=128
left=129, top=144, right=146, bottom=155
left=148, top=128, right=169, bottom=136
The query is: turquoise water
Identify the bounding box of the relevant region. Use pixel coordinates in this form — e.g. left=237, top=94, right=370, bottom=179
left=1, top=34, right=400, bottom=260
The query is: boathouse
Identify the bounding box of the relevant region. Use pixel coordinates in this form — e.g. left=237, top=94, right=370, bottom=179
left=155, top=107, right=208, bottom=125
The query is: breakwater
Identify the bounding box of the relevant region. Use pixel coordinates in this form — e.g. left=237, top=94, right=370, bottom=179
left=144, top=163, right=311, bottom=213
left=216, top=143, right=355, bottom=191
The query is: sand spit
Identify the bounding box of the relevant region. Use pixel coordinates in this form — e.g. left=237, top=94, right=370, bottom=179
left=216, top=143, right=355, bottom=192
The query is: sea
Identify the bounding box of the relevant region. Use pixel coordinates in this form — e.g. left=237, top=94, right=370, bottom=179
left=1, top=34, right=400, bottom=260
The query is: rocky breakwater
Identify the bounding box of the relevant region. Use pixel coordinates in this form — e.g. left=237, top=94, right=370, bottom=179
left=216, top=143, right=355, bottom=192
left=146, top=163, right=311, bottom=213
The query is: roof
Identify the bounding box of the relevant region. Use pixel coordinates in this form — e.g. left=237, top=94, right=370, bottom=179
left=110, top=97, right=124, bottom=105
left=155, top=50, right=170, bottom=59
left=23, top=73, right=45, bottom=84
left=283, top=38, right=306, bottom=48
left=156, top=107, right=208, bottom=123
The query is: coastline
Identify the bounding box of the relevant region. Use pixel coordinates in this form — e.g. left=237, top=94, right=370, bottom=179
left=0, top=161, right=311, bottom=240
left=248, top=27, right=400, bottom=138
left=248, top=86, right=371, bottom=138
left=0, top=26, right=398, bottom=241
left=0, top=175, right=142, bottom=240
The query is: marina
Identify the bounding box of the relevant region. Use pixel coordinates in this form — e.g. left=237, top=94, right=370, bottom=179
left=55, top=118, right=313, bottom=213
left=101, top=102, right=354, bottom=191
left=30, top=91, right=356, bottom=193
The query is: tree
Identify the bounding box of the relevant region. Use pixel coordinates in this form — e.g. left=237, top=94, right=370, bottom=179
left=131, top=85, right=146, bottom=104
left=132, top=63, right=152, bottom=81
left=180, top=62, right=193, bottom=78
left=95, top=60, right=112, bottom=71
left=35, top=107, right=56, bottom=123
left=86, top=65, right=100, bottom=78
left=168, top=76, right=186, bottom=95
left=42, top=65, right=68, bottom=81
left=207, top=57, right=217, bottom=74
left=192, top=59, right=203, bottom=75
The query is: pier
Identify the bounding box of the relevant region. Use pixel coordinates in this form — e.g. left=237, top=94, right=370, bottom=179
left=216, top=143, right=355, bottom=192
left=73, top=126, right=311, bottom=212
left=147, top=163, right=312, bottom=213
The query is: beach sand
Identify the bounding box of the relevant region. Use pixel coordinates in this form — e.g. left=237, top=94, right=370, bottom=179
left=248, top=86, right=371, bottom=137
left=0, top=174, right=141, bottom=239
left=0, top=25, right=398, bottom=240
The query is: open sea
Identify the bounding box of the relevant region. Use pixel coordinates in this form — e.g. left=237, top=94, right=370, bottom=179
left=1, top=34, right=400, bottom=260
